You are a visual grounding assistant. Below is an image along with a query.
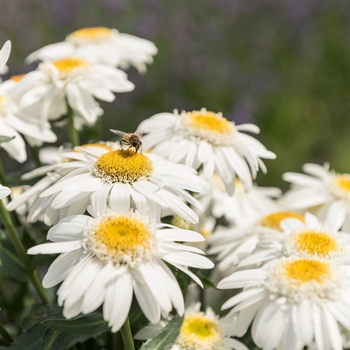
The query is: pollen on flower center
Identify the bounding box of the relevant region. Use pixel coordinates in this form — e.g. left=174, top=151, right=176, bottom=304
left=10, top=74, right=25, bottom=82
left=0, top=94, right=8, bottom=115
left=187, top=110, right=233, bottom=135
left=259, top=211, right=305, bottom=232
left=52, top=57, right=88, bottom=75
left=86, top=214, right=156, bottom=265
left=284, top=259, right=331, bottom=285
left=295, top=230, right=339, bottom=257
left=178, top=313, right=223, bottom=350
left=93, top=149, right=154, bottom=184
left=67, top=27, right=112, bottom=41
left=334, top=174, right=350, bottom=194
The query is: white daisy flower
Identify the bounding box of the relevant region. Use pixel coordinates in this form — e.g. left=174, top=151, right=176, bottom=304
left=0, top=78, right=57, bottom=163
left=135, top=302, right=248, bottom=350
left=208, top=210, right=305, bottom=272
left=239, top=212, right=350, bottom=268
left=6, top=143, right=117, bottom=225
left=27, top=210, right=214, bottom=331
left=137, top=108, right=276, bottom=193
left=282, top=163, right=350, bottom=231
left=15, top=57, right=134, bottom=126
left=218, top=257, right=350, bottom=350
left=0, top=41, right=11, bottom=72
left=10, top=142, right=208, bottom=225
left=0, top=185, right=11, bottom=199
left=26, top=27, right=158, bottom=73
left=197, top=175, right=281, bottom=226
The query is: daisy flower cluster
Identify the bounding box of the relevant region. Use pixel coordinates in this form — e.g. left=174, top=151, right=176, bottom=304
left=1, top=23, right=349, bottom=350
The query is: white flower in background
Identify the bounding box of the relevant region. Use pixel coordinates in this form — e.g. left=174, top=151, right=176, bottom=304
left=208, top=210, right=305, bottom=272
left=239, top=213, right=350, bottom=268
left=197, top=175, right=281, bottom=226
left=15, top=57, right=134, bottom=126
left=26, top=27, right=158, bottom=73
left=282, top=163, right=350, bottom=231
left=0, top=41, right=11, bottom=72
left=0, top=80, right=57, bottom=163
left=218, top=257, right=350, bottom=350
left=0, top=185, right=11, bottom=199
left=135, top=303, right=248, bottom=350
left=6, top=143, right=116, bottom=225
left=138, top=108, right=276, bottom=194
left=28, top=210, right=213, bottom=331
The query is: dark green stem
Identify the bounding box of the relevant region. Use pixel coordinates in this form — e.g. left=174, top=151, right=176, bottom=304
left=0, top=155, right=7, bottom=185
left=0, top=200, right=50, bottom=304
left=0, top=321, right=13, bottom=345
left=120, top=317, right=135, bottom=350
left=30, top=145, right=42, bottom=168
left=67, top=105, right=80, bottom=147
left=42, top=330, right=59, bottom=350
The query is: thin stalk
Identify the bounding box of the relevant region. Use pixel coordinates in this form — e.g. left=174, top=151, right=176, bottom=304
left=0, top=321, right=13, bottom=345
left=42, top=330, right=59, bottom=350
left=0, top=200, right=50, bottom=304
left=119, top=317, right=135, bottom=350
left=67, top=105, right=80, bottom=147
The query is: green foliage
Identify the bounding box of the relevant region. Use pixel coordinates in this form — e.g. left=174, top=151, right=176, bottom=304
left=0, top=136, right=14, bottom=145
left=139, top=316, right=183, bottom=350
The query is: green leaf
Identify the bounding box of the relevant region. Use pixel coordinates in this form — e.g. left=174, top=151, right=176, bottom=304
left=0, top=243, right=27, bottom=282
left=139, top=316, right=183, bottom=350
left=42, top=332, right=90, bottom=350
left=197, top=273, right=217, bottom=289
left=8, top=324, right=46, bottom=350
left=42, top=313, right=110, bottom=336
left=0, top=135, right=14, bottom=144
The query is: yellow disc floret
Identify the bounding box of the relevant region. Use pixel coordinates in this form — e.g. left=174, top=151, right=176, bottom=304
left=187, top=110, right=232, bottom=135
left=10, top=74, right=25, bottom=82
left=334, top=174, right=350, bottom=193
left=68, top=27, right=112, bottom=41
left=178, top=313, right=224, bottom=350
left=259, top=211, right=305, bottom=232
left=284, top=259, right=331, bottom=285
left=93, top=149, right=154, bottom=184
left=52, top=57, right=87, bottom=76
left=87, top=214, right=156, bottom=265
left=295, top=230, right=338, bottom=257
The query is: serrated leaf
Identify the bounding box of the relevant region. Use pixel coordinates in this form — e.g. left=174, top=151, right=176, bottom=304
left=42, top=314, right=110, bottom=336
left=139, top=316, right=183, bottom=350
left=0, top=135, right=14, bottom=144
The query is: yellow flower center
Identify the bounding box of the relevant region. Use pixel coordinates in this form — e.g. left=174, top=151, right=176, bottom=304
left=283, top=259, right=331, bottom=285
left=259, top=211, right=305, bottom=232
left=178, top=313, right=223, bottom=350
left=93, top=149, right=154, bottom=183
left=81, top=143, right=113, bottom=151
left=0, top=95, right=5, bottom=107
left=52, top=57, right=87, bottom=75
left=171, top=216, right=194, bottom=230
left=334, top=174, right=350, bottom=193
left=68, top=27, right=112, bottom=41
left=87, top=215, right=156, bottom=265
left=10, top=74, right=25, bottom=82
left=187, top=110, right=233, bottom=135
left=295, top=230, right=338, bottom=257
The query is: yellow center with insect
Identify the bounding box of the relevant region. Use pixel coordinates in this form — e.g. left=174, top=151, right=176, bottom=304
left=259, top=211, right=305, bottom=232
left=10, top=74, right=25, bottom=82
left=87, top=215, right=154, bottom=264
left=187, top=110, right=233, bottom=135
left=93, top=149, right=154, bottom=183
left=52, top=57, right=88, bottom=76
left=295, top=230, right=338, bottom=257
left=283, top=259, right=331, bottom=285
left=178, top=313, right=223, bottom=350
left=68, top=27, right=112, bottom=41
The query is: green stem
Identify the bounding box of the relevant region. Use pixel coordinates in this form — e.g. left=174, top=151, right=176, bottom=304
left=0, top=200, right=50, bottom=304
left=67, top=105, right=80, bottom=147
left=0, top=321, right=13, bottom=345
left=0, top=155, right=7, bottom=185
left=42, top=330, right=59, bottom=350
left=120, top=317, right=135, bottom=350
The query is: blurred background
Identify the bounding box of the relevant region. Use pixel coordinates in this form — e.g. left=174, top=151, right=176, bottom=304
left=1, top=0, right=350, bottom=189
